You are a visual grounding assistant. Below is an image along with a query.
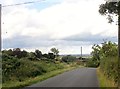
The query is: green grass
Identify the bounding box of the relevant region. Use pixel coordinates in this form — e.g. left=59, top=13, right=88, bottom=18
left=97, top=68, right=117, bottom=88
left=0, top=84, right=2, bottom=89
left=2, top=64, right=82, bottom=89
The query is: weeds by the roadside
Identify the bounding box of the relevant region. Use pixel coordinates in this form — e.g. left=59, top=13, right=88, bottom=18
left=2, top=64, right=82, bottom=89
left=97, top=68, right=117, bottom=88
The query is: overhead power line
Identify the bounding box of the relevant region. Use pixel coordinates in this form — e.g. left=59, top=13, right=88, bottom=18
left=1, top=0, right=45, bottom=7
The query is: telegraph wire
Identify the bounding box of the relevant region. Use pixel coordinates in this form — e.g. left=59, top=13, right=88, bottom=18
left=1, top=0, right=45, bottom=7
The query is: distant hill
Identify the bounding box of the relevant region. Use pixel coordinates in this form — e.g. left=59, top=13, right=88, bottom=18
left=60, top=54, right=92, bottom=58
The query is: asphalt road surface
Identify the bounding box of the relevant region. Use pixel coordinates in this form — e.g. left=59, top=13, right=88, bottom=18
left=23, top=68, right=99, bottom=88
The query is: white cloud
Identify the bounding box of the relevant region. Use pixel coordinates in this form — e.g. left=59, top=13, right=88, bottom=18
left=1, top=0, right=118, bottom=54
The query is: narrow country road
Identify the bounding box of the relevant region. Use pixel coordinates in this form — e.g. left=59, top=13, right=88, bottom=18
left=23, top=68, right=99, bottom=89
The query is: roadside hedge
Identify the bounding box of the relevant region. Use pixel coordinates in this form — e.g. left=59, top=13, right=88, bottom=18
left=91, top=41, right=118, bottom=85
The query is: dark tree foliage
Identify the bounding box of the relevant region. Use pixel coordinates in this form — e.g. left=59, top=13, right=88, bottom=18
left=21, top=50, right=28, bottom=57
left=48, top=53, right=55, bottom=59
left=91, top=44, right=101, bottom=61
left=34, top=49, right=42, bottom=59
left=2, top=49, right=13, bottom=56
left=2, top=48, right=62, bottom=83
left=42, top=53, right=55, bottom=59
left=12, top=48, right=21, bottom=58
left=50, top=48, right=59, bottom=57
left=62, top=55, right=77, bottom=62
left=90, top=41, right=118, bottom=84
left=99, top=1, right=119, bottom=23
left=42, top=53, right=48, bottom=58
left=99, top=2, right=118, bottom=15
left=101, top=41, right=117, bottom=57
left=99, top=1, right=120, bottom=54
left=2, top=48, right=28, bottom=58
left=87, top=45, right=101, bottom=67
left=99, top=1, right=120, bottom=87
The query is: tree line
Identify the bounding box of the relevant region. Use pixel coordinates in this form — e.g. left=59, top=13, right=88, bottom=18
left=88, top=41, right=118, bottom=85
left=2, top=47, right=84, bottom=83
left=2, top=47, right=59, bottom=61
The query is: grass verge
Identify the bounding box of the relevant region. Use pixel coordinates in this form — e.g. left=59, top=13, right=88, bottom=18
left=2, top=65, right=82, bottom=89
left=97, top=68, right=117, bottom=88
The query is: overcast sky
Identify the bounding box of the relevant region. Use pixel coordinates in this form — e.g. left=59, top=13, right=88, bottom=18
left=1, top=0, right=118, bottom=54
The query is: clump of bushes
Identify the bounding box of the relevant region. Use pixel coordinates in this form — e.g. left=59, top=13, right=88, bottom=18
left=2, top=48, right=63, bottom=83
left=89, top=41, right=118, bottom=84
left=100, top=56, right=118, bottom=83
left=2, top=55, right=65, bottom=83
left=61, top=55, right=77, bottom=63
left=86, top=58, right=99, bottom=67
left=2, top=55, right=46, bottom=83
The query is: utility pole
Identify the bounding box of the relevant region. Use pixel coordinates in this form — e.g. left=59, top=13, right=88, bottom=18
left=118, top=1, right=120, bottom=88
left=0, top=4, right=1, bottom=88
left=81, top=47, right=82, bottom=59
left=0, top=4, right=1, bottom=52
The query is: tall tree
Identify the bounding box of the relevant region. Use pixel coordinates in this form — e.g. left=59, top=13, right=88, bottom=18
left=99, top=1, right=120, bottom=87
left=50, top=48, right=59, bottom=57
left=34, top=49, right=42, bottom=59
left=13, top=48, right=21, bottom=58
left=21, top=50, right=28, bottom=57
left=48, top=53, right=55, bottom=59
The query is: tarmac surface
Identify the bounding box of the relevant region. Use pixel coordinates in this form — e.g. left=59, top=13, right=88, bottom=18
left=23, top=68, right=99, bottom=89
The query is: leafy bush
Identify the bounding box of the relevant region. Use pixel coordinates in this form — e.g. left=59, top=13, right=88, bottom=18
left=14, top=59, right=47, bottom=81
left=2, top=53, right=65, bottom=83
left=86, top=58, right=99, bottom=67
left=91, top=41, right=118, bottom=84
left=2, top=57, right=45, bottom=82
left=62, top=55, right=77, bottom=62
left=2, top=54, right=21, bottom=82
left=100, top=56, right=118, bottom=83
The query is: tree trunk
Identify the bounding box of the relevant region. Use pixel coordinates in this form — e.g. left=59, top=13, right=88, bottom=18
left=118, top=1, right=120, bottom=88
left=0, top=4, right=1, bottom=87
left=0, top=4, right=1, bottom=51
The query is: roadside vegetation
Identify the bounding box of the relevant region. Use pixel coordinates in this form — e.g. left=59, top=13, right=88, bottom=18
left=2, top=48, right=83, bottom=89
left=0, top=53, right=2, bottom=89
left=87, top=41, right=118, bottom=87
left=98, top=1, right=119, bottom=88
left=97, top=67, right=117, bottom=87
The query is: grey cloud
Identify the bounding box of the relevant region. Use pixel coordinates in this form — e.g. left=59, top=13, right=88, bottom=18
left=62, top=32, right=117, bottom=44
left=2, top=34, right=90, bottom=50
left=2, top=35, right=53, bottom=49
left=2, top=32, right=117, bottom=50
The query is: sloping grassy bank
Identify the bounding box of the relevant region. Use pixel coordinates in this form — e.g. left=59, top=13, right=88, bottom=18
left=2, top=58, right=82, bottom=89
left=97, top=56, right=118, bottom=88
left=97, top=68, right=117, bottom=88
left=91, top=42, right=118, bottom=88
left=2, top=48, right=85, bottom=89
